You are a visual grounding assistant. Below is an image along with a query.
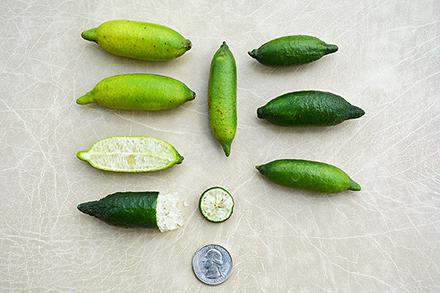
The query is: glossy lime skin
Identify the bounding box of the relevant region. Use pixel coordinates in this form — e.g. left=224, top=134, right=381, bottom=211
left=248, top=35, right=338, bottom=66
left=76, top=74, right=195, bottom=111
left=77, top=192, right=158, bottom=228
left=257, top=91, right=364, bottom=126
left=256, top=159, right=361, bottom=193
left=81, top=20, right=191, bottom=61
left=208, top=42, right=237, bottom=157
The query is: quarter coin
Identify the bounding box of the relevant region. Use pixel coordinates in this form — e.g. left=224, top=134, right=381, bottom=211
left=192, top=244, right=233, bottom=285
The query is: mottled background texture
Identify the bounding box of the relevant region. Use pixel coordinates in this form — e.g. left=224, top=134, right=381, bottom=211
left=1, top=0, right=439, bottom=292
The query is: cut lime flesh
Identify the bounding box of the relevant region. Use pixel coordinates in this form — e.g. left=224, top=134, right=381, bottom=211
left=157, top=193, right=184, bottom=232
left=199, top=187, right=234, bottom=223
left=76, top=136, right=183, bottom=172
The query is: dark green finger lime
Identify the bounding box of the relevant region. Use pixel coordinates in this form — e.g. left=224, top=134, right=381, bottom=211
left=257, top=91, right=364, bottom=126
left=256, top=159, right=361, bottom=193
left=248, top=35, right=337, bottom=67
left=77, top=192, right=158, bottom=228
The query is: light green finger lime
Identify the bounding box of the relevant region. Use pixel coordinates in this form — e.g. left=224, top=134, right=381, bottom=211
left=81, top=20, right=191, bottom=61
left=76, top=74, right=195, bottom=111
left=208, top=42, right=237, bottom=157
left=76, top=136, right=183, bottom=173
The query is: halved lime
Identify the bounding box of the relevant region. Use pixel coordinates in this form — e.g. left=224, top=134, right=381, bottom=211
left=76, top=136, right=183, bottom=172
left=77, top=191, right=183, bottom=232
left=199, top=187, right=234, bottom=223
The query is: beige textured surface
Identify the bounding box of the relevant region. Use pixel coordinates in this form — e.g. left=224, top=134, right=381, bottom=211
left=1, top=0, right=440, bottom=292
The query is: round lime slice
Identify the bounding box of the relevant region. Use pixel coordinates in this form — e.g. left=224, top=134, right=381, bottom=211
left=199, top=187, right=234, bottom=223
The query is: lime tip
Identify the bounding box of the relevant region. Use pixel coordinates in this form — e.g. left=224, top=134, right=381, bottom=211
left=176, top=154, right=184, bottom=164
left=325, top=44, right=338, bottom=54
left=81, top=28, right=98, bottom=42
left=349, top=179, right=361, bottom=191
left=349, top=106, right=365, bottom=119
left=186, top=39, right=192, bottom=50
left=76, top=151, right=88, bottom=161
left=76, top=92, right=94, bottom=105
left=77, top=202, right=87, bottom=213
left=77, top=201, right=98, bottom=216
left=220, top=41, right=229, bottom=49
left=222, top=144, right=231, bottom=157
left=248, top=49, right=257, bottom=58
left=256, top=107, right=264, bottom=118
left=189, top=90, right=196, bottom=100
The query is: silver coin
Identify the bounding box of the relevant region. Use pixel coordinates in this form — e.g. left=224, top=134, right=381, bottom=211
left=192, top=244, right=233, bottom=285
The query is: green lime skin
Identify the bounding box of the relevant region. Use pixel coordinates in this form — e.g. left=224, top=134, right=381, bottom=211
left=76, top=74, right=196, bottom=111
left=81, top=20, right=191, bottom=61
left=248, top=35, right=338, bottom=66
left=208, top=42, right=237, bottom=157
left=77, top=192, right=158, bottom=228
left=257, top=91, right=364, bottom=126
left=256, top=159, right=361, bottom=193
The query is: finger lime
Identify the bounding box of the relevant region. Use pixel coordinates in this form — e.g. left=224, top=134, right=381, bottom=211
left=82, top=20, right=191, bottom=61
left=208, top=42, right=237, bottom=157
left=76, top=74, right=195, bottom=111
left=257, top=91, right=364, bottom=126
left=256, top=159, right=361, bottom=193
left=249, top=35, right=337, bottom=67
